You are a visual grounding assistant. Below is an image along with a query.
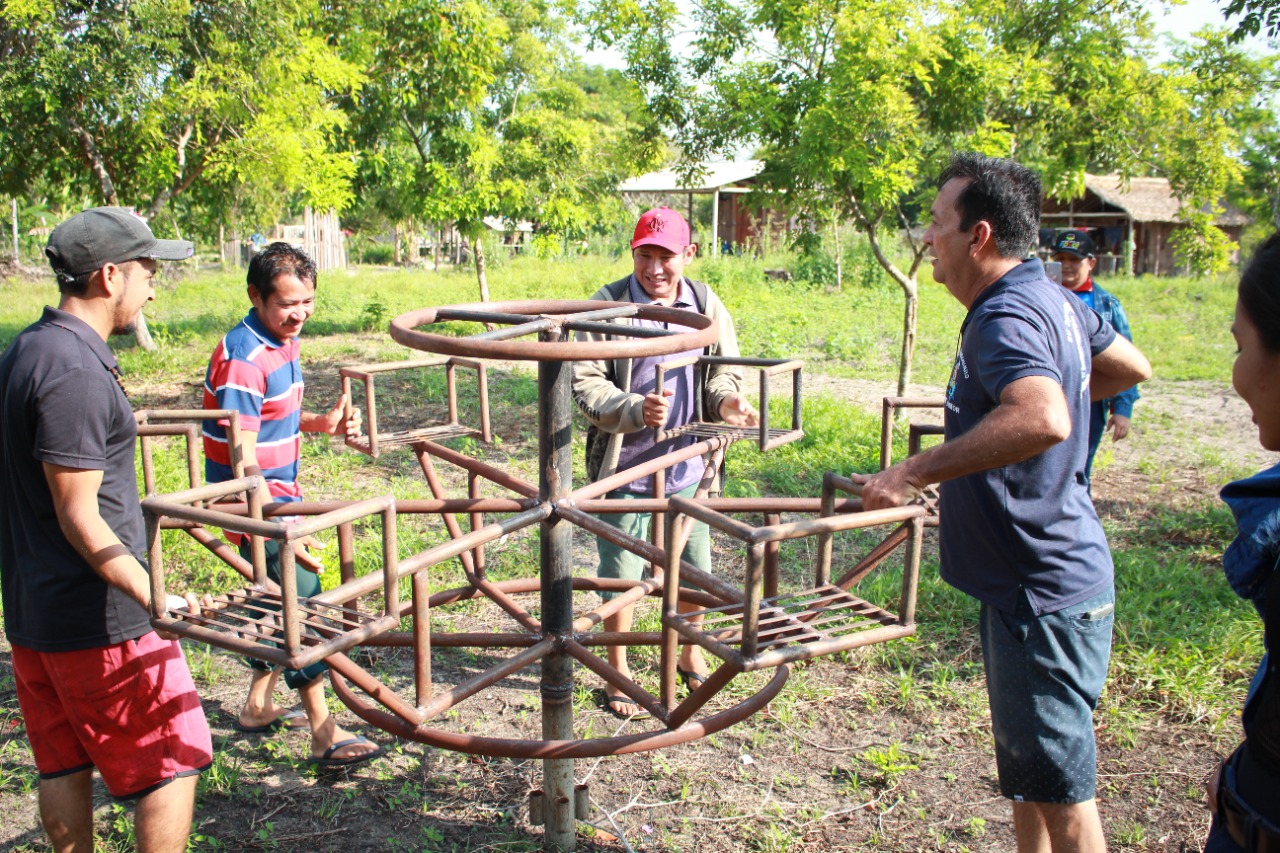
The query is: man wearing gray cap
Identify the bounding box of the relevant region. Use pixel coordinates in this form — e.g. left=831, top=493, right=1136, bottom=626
left=0, top=207, right=211, bottom=852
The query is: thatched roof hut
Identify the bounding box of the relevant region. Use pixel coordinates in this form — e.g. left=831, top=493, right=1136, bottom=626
left=1041, top=175, right=1249, bottom=276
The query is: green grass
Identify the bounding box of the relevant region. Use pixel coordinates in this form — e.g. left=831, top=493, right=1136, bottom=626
left=0, top=252, right=1259, bottom=850
left=1, top=248, right=1238, bottom=389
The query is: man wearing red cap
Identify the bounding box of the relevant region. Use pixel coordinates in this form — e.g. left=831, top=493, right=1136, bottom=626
left=573, top=207, right=758, bottom=718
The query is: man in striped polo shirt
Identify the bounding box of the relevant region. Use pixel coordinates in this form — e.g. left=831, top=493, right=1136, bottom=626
left=202, top=243, right=381, bottom=767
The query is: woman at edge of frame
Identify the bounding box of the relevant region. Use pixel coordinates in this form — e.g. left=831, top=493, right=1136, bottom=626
left=1205, top=231, right=1280, bottom=853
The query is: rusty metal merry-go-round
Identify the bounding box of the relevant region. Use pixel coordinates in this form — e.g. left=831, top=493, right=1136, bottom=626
left=134, top=300, right=941, bottom=851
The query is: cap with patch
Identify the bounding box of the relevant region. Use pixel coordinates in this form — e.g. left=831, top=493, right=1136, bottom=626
left=45, top=207, right=194, bottom=283
left=1051, top=229, right=1096, bottom=260
left=631, top=207, right=691, bottom=254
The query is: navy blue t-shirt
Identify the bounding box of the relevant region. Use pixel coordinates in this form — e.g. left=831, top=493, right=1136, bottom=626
left=939, top=259, right=1117, bottom=616
left=0, top=307, right=151, bottom=651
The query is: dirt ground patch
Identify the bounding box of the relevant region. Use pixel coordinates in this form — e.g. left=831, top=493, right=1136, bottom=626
left=0, top=372, right=1268, bottom=852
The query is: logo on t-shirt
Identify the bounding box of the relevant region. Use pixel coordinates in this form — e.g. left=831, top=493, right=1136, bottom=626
left=1062, top=299, right=1090, bottom=399
left=945, top=351, right=968, bottom=414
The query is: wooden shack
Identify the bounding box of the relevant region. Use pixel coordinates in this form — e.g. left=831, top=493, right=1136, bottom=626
left=1041, top=175, right=1248, bottom=276
left=619, top=160, right=789, bottom=255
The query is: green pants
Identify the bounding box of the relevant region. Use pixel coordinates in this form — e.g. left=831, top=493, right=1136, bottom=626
left=239, top=538, right=328, bottom=689
left=595, top=483, right=712, bottom=602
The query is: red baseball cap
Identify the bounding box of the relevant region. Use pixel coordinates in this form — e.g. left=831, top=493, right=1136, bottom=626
left=630, top=207, right=691, bottom=254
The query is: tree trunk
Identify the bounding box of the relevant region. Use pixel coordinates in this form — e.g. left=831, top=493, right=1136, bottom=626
left=134, top=314, right=157, bottom=352
left=897, top=284, right=918, bottom=400
left=474, top=236, right=491, bottom=302
left=832, top=216, right=843, bottom=291
left=393, top=223, right=402, bottom=265
left=859, top=212, right=921, bottom=410
left=473, top=236, right=497, bottom=331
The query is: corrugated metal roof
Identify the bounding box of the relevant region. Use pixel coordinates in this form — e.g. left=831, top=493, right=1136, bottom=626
left=619, top=160, right=764, bottom=193
left=1083, top=175, right=1250, bottom=226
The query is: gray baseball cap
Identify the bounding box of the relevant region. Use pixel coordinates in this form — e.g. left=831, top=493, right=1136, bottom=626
left=45, top=207, right=194, bottom=282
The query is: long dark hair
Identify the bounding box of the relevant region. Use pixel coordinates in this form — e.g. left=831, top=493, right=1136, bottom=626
left=1239, top=232, right=1280, bottom=353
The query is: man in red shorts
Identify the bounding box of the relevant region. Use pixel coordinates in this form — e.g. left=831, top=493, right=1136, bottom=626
left=0, top=208, right=213, bottom=852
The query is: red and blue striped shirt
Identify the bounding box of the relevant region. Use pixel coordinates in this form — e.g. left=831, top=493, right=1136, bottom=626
left=203, top=311, right=305, bottom=525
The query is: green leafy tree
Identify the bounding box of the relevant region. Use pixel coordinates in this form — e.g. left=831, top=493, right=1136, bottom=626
left=589, top=0, right=1253, bottom=395
left=0, top=0, right=361, bottom=229
left=342, top=0, right=657, bottom=303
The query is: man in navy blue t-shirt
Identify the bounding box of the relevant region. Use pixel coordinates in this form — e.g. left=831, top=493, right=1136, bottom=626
left=855, top=154, right=1150, bottom=852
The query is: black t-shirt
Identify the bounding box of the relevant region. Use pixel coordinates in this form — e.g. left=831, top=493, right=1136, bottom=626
left=0, top=307, right=150, bottom=651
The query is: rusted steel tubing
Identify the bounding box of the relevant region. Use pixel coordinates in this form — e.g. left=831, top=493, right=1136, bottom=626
left=420, top=639, right=555, bottom=720
left=415, top=438, right=539, bottom=498
left=436, top=307, right=561, bottom=325
left=661, top=510, right=683, bottom=709
left=381, top=507, right=399, bottom=623
left=762, top=359, right=805, bottom=377
left=329, top=653, right=426, bottom=727
left=285, top=495, right=395, bottom=540
left=392, top=301, right=716, bottom=362
left=135, top=408, right=215, bottom=422
left=358, top=628, right=714, bottom=649
left=563, top=640, right=667, bottom=723
left=471, top=318, right=554, bottom=341
left=207, top=496, right=854, bottom=517
left=699, top=356, right=798, bottom=368
left=833, top=523, right=911, bottom=591
left=664, top=661, right=741, bottom=730
left=881, top=397, right=946, bottom=469
left=740, top=544, right=766, bottom=658
left=661, top=497, right=757, bottom=541
left=568, top=435, right=730, bottom=504
left=416, top=448, right=540, bottom=633
left=565, top=321, right=677, bottom=339
left=468, top=574, right=542, bottom=633
left=467, top=473, right=485, bottom=577
left=148, top=503, right=285, bottom=539
left=329, top=654, right=791, bottom=758
left=742, top=625, right=917, bottom=671
left=362, top=631, right=541, bottom=648
left=665, top=611, right=742, bottom=666
left=900, top=516, right=924, bottom=627
left=669, top=496, right=925, bottom=546
left=574, top=497, right=862, bottom=514
left=745, top=504, right=927, bottom=545
left=309, top=505, right=551, bottom=606
left=206, top=497, right=535, bottom=516
left=187, top=526, right=262, bottom=586
left=764, top=513, right=780, bottom=600
left=553, top=505, right=741, bottom=605
left=572, top=577, right=658, bottom=633
left=340, top=357, right=450, bottom=377
left=544, top=304, right=643, bottom=324
left=142, top=474, right=262, bottom=508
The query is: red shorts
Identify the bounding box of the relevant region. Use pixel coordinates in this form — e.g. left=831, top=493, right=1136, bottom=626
left=12, top=631, right=213, bottom=799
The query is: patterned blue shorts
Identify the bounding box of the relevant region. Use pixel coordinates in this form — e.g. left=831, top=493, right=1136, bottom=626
left=980, top=586, right=1114, bottom=804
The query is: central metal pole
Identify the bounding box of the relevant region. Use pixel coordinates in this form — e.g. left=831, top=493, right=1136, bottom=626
left=539, top=334, right=576, bottom=851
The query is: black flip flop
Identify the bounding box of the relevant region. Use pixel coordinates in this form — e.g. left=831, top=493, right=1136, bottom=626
left=311, top=735, right=384, bottom=768
left=234, top=709, right=307, bottom=734
left=604, top=695, right=651, bottom=720
left=677, top=666, right=709, bottom=692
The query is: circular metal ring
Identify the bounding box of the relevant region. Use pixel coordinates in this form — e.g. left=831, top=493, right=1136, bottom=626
left=390, top=300, right=717, bottom=361
left=330, top=661, right=791, bottom=758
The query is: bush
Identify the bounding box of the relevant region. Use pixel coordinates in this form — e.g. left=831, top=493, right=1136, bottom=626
left=360, top=243, right=395, bottom=265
